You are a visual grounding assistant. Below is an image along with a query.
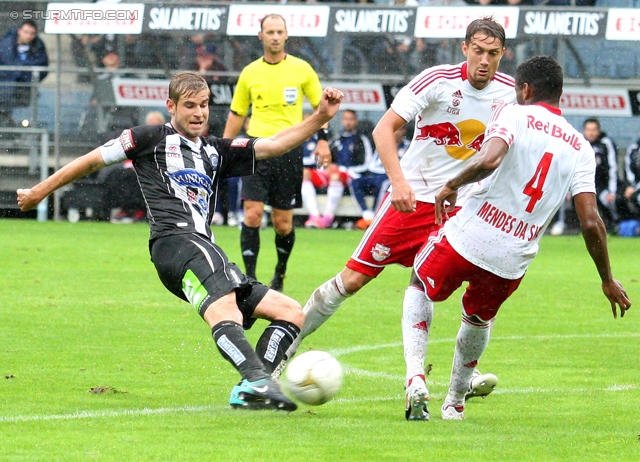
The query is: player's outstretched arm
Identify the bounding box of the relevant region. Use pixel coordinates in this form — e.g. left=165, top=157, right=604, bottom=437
left=574, top=192, right=632, bottom=318
left=17, top=149, right=107, bottom=212
left=254, top=87, right=343, bottom=160
left=372, top=109, right=414, bottom=213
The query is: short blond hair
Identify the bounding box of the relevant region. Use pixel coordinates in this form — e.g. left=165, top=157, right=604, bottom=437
left=169, top=71, right=209, bottom=104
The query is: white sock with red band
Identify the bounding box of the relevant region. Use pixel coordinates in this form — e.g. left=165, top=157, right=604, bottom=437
left=402, top=285, right=433, bottom=384
left=446, top=315, right=491, bottom=404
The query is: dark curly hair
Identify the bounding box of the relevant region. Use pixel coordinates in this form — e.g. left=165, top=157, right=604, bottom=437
left=515, top=56, right=564, bottom=102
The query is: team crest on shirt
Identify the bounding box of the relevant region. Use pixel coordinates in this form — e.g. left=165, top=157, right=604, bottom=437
left=447, top=100, right=460, bottom=115
left=203, top=145, right=220, bottom=170
left=166, top=143, right=181, bottom=158
left=284, top=87, right=298, bottom=105
left=210, top=154, right=219, bottom=170
left=371, top=243, right=391, bottom=262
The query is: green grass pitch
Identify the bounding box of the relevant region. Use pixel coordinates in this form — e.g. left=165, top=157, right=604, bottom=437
left=1, top=219, right=638, bottom=461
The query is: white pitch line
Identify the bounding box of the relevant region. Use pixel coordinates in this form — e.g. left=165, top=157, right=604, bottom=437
left=2, top=332, right=637, bottom=425
left=328, top=331, right=640, bottom=357
left=327, top=382, right=639, bottom=405
left=2, top=383, right=636, bottom=425
left=0, top=405, right=218, bottom=424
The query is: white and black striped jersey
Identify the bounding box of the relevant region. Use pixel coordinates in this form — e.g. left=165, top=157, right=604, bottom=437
left=100, top=123, right=256, bottom=242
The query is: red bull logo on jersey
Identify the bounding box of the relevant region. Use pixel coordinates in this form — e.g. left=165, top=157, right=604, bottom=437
left=415, top=118, right=462, bottom=146
left=466, top=134, right=485, bottom=152
left=414, top=117, right=486, bottom=160
left=371, top=243, right=391, bottom=262
left=527, top=115, right=582, bottom=150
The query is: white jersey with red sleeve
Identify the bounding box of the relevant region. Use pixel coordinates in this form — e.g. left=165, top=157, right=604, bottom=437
left=391, top=62, right=515, bottom=204
left=444, top=102, right=597, bottom=279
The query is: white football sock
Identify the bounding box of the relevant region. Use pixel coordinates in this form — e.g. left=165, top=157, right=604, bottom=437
left=402, top=285, right=434, bottom=384
left=446, top=315, right=491, bottom=405
left=301, top=180, right=319, bottom=217
left=324, top=180, right=344, bottom=218
left=285, top=274, right=351, bottom=359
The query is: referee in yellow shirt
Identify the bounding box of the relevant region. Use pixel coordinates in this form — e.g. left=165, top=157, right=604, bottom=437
left=223, top=14, right=331, bottom=292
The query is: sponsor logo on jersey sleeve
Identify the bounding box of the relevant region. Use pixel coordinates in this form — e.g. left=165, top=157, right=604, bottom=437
left=119, top=129, right=136, bottom=152
left=230, top=138, right=250, bottom=148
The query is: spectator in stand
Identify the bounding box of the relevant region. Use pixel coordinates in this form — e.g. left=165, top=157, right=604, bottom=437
left=300, top=113, right=331, bottom=225
left=551, top=118, right=619, bottom=235
left=303, top=110, right=373, bottom=229
left=0, top=20, right=49, bottom=128
left=79, top=50, right=139, bottom=145
left=582, top=117, right=619, bottom=233
left=350, top=124, right=409, bottom=230
left=180, top=34, right=226, bottom=77
left=617, top=137, right=640, bottom=233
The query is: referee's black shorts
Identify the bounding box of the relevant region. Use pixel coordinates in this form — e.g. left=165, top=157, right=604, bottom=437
left=241, top=146, right=303, bottom=210
left=150, top=233, right=269, bottom=328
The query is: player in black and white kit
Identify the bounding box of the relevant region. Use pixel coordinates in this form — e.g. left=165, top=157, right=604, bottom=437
left=17, top=71, right=344, bottom=412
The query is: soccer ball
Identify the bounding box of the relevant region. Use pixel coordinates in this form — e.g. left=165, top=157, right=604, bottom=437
left=283, top=350, right=343, bottom=406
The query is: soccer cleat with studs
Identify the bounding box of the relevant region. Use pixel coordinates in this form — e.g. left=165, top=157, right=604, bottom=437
left=441, top=403, right=465, bottom=420
left=404, top=375, right=430, bottom=421
left=229, top=378, right=297, bottom=412
left=464, top=369, right=498, bottom=401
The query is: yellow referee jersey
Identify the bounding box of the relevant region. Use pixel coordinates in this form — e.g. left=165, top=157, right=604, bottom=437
left=230, top=54, right=323, bottom=138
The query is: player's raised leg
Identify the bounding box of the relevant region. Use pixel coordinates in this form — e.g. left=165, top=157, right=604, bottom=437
left=283, top=268, right=370, bottom=361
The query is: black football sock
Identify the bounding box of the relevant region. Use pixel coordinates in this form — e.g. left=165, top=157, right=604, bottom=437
left=240, top=224, right=260, bottom=279
left=255, top=320, right=301, bottom=374
left=212, top=321, right=267, bottom=382
left=274, top=229, right=295, bottom=276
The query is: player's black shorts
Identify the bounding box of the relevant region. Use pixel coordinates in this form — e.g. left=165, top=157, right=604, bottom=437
left=241, top=146, right=303, bottom=210
left=150, top=233, right=269, bottom=329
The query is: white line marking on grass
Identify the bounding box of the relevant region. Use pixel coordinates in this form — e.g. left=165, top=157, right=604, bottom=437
left=0, top=405, right=218, bottom=424
left=4, top=333, right=637, bottom=425
left=604, top=384, right=637, bottom=392
left=329, top=332, right=640, bottom=357
left=2, top=384, right=635, bottom=424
